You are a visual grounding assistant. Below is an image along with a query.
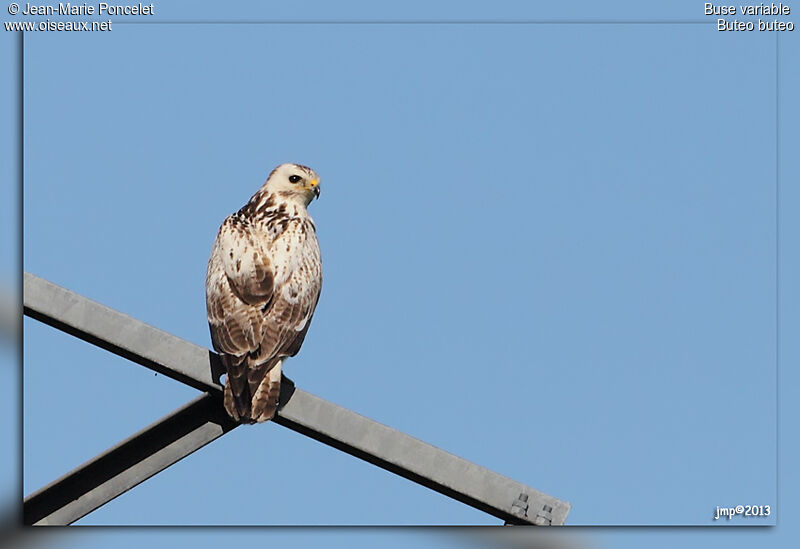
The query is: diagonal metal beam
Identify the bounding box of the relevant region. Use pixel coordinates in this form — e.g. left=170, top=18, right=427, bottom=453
left=24, top=272, right=571, bottom=525
left=23, top=274, right=224, bottom=393
left=24, top=392, right=238, bottom=525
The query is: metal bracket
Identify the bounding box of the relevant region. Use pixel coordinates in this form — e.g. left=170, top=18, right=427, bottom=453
left=505, top=497, right=554, bottom=526
left=510, top=492, right=530, bottom=520
left=534, top=504, right=554, bottom=526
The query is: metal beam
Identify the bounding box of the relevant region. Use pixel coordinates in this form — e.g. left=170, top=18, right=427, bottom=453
left=24, top=272, right=571, bottom=525
left=24, top=392, right=237, bottom=525
left=23, top=273, right=224, bottom=393
left=272, top=388, right=568, bottom=525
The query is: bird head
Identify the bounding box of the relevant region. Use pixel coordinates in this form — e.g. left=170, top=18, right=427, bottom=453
left=264, top=163, right=321, bottom=206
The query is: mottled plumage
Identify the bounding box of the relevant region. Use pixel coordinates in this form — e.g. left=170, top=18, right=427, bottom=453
left=206, top=164, right=322, bottom=423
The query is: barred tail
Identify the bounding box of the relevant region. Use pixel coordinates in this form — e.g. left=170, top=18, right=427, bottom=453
left=221, top=353, right=251, bottom=423
left=250, top=360, right=282, bottom=423
left=221, top=354, right=282, bottom=424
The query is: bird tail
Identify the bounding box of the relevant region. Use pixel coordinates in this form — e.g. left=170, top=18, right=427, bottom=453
left=222, top=355, right=282, bottom=424
left=250, top=360, right=282, bottom=422
left=222, top=353, right=250, bottom=423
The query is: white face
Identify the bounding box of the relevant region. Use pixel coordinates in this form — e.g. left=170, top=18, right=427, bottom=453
left=265, top=163, right=321, bottom=206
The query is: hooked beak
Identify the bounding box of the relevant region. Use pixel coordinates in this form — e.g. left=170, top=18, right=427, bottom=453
left=310, top=179, right=321, bottom=199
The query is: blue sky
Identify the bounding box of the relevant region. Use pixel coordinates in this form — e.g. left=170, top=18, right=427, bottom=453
left=3, top=0, right=799, bottom=547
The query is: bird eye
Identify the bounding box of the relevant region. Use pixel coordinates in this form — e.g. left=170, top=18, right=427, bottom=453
left=289, top=175, right=302, bottom=183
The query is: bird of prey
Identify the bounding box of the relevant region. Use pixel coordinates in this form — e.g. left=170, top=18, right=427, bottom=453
left=205, top=164, right=322, bottom=423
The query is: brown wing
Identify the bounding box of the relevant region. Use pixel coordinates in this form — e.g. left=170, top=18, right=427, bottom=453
left=206, top=216, right=272, bottom=354
left=206, top=215, right=273, bottom=420
left=242, top=280, right=321, bottom=421
left=206, top=215, right=321, bottom=421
